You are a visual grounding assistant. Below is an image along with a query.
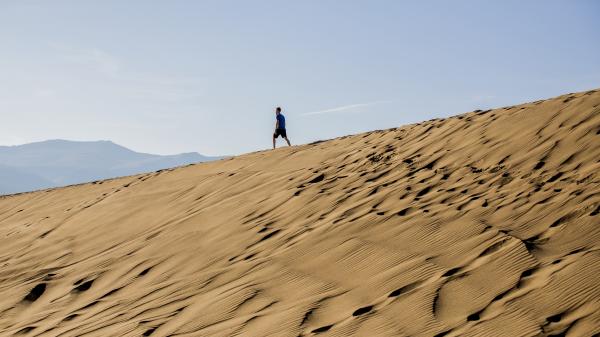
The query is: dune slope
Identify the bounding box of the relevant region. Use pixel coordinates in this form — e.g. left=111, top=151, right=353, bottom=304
left=1, top=89, right=599, bottom=337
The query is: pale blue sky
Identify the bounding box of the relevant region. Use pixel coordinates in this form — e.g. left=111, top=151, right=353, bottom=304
left=1, top=0, right=599, bottom=156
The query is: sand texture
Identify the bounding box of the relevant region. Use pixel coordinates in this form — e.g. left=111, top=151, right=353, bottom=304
left=1, top=89, right=599, bottom=336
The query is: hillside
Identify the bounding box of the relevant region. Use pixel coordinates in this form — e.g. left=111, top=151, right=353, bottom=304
left=0, top=140, right=222, bottom=195
left=0, top=89, right=599, bottom=337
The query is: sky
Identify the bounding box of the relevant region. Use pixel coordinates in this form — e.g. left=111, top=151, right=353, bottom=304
left=1, top=0, right=599, bottom=156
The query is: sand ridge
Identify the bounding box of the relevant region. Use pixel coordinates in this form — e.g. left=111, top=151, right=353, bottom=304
left=0, top=89, right=599, bottom=336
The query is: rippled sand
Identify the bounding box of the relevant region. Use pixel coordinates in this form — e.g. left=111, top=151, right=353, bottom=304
left=1, top=89, right=599, bottom=337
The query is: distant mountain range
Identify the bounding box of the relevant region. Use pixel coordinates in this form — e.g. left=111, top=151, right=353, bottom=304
left=0, top=140, right=223, bottom=195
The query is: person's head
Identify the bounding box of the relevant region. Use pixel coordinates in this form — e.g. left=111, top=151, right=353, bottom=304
left=275, top=107, right=281, bottom=115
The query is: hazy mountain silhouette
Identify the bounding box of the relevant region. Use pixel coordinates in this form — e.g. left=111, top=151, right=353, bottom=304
left=0, top=140, right=222, bottom=195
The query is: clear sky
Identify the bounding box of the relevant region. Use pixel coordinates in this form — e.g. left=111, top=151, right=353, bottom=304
left=1, top=0, right=599, bottom=156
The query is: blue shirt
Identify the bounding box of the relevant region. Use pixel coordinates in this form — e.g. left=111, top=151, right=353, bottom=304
left=276, top=114, right=286, bottom=129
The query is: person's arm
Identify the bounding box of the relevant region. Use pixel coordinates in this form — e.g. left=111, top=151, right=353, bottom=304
left=275, top=118, right=280, bottom=129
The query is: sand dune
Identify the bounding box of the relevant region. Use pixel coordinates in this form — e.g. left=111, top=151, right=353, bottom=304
left=1, top=89, right=599, bottom=337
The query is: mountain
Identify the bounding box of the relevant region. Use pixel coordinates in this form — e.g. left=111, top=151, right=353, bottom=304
left=0, top=165, right=54, bottom=195
left=0, top=89, right=599, bottom=336
left=0, top=140, right=222, bottom=195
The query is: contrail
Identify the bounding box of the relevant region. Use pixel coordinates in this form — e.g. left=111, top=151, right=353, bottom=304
left=301, top=100, right=391, bottom=116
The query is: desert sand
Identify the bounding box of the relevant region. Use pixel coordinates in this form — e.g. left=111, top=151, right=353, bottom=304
left=0, top=89, right=599, bottom=337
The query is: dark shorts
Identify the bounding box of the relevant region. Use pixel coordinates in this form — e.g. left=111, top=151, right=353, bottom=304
left=273, top=128, right=287, bottom=138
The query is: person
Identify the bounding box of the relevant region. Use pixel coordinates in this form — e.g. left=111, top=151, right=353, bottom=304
left=273, top=107, right=291, bottom=149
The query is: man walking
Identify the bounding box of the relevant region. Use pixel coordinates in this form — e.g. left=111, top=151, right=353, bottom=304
left=273, top=107, right=291, bottom=149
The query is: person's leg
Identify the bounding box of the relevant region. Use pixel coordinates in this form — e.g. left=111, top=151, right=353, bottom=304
left=273, top=135, right=276, bottom=149
left=284, top=136, right=291, bottom=146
